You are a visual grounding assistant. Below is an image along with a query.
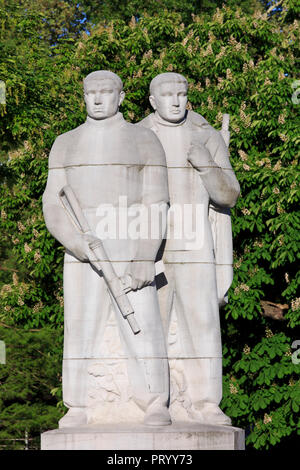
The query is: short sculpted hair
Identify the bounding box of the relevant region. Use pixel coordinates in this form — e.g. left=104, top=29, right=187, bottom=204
left=83, top=70, right=123, bottom=92
left=149, top=72, right=188, bottom=95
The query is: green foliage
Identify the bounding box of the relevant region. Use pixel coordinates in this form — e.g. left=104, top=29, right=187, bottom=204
left=0, top=326, right=65, bottom=449
left=221, top=322, right=300, bottom=449
left=78, top=0, right=270, bottom=25
left=80, top=0, right=224, bottom=25
left=0, top=1, right=299, bottom=449
left=0, top=0, right=86, bottom=46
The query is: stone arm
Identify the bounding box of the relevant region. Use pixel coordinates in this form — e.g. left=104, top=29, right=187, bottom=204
left=42, top=136, right=89, bottom=261
left=188, top=129, right=240, bottom=208
left=137, top=150, right=169, bottom=261
left=125, top=130, right=169, bottom=290
left=188, top=125, right=240, bottom=305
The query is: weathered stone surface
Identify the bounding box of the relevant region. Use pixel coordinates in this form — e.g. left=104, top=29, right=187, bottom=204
left=139, top=72, right=240, bottom=425
left=41, top=423, right=245, bottom=450
left=41, top=70, right=242, bottom=438
left=42, top=71, right=171, bottom=428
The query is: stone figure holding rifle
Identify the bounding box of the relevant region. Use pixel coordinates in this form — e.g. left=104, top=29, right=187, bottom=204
left=139, top=72, right=240, bottom=425
left=42, top=71, right=171, bottom=427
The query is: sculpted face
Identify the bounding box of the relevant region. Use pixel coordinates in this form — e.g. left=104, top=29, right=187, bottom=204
left=150, top=80, right=188, bottom=123
left=84, top=78, right=125, bottom=120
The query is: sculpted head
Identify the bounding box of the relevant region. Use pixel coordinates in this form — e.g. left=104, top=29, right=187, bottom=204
left=149, top=73, right=188, bottom=123
left=83, top=71, right=125, bottom=120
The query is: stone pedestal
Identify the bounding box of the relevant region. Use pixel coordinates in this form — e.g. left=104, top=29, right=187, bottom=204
left=41, top=422, right=245, bottom=450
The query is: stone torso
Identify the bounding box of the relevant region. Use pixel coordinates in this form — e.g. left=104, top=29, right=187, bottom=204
left=62, top=114, right=145, bottom=210
left=152, top=118, right=210, bottom=207
left=50, top=112, right=167, bottom=263
left=139, top=112, right=215, bottom=262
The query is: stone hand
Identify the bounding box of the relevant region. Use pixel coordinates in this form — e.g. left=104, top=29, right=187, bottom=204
left=187, top=136, right=215, bottom=170
left=124, top=261, right=156, bottom=291
left=72, top=233, right=99, bottom=262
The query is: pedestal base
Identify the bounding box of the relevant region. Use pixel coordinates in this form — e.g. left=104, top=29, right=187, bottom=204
left=41, top=422, right=245, bottom=450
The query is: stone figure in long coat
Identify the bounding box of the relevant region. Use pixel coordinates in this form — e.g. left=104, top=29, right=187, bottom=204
left=139, top=72, right=240, bottom=425
left=42, top=71, right=171, bottom=427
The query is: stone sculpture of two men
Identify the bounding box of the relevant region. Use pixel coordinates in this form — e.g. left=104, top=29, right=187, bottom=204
left=42, top=70, right=240, bottom=429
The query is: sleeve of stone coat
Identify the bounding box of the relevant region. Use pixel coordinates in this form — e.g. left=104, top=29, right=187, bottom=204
left=42, top=135, right=87, bottom=260
left=135, top=128, right=169, bottom=262
left=200, top=130, right=240, bottom=209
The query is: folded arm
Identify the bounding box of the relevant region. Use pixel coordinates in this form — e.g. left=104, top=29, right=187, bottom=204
left=188, top=130, right=240, bottom=208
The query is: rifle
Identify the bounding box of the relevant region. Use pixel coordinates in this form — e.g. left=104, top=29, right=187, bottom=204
left=59, top=185, right=141, bottom=335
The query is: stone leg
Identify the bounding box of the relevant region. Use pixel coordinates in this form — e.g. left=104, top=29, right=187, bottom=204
left=61, top=256, right=170, bottom=426
left=62, top=259, right=112, bottom=410
left=171, top=262, right=222, bottom=359
left=182, top=357, right=222, bottom=407
left=113, top=285, right=171, bottom=425
left=159, top=262, right=230, bottom=424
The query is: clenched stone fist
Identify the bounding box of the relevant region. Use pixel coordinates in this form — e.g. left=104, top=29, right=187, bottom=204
left=124, top=260, right=156, bottom=291
left=187, top=134, right=215, bottom=171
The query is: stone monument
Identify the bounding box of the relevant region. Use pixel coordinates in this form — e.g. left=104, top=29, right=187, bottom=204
left=41, top=70, right=244, bottom=450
